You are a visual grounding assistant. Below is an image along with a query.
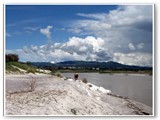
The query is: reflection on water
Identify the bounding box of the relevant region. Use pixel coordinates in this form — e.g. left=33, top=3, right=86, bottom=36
left=62, top=73, right=152, bottom=107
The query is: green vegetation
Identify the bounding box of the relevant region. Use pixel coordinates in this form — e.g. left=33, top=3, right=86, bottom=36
left=6, top=54, right=19, bottom=62
left=6, top=62, right=37, bottom=73
left=8, top=62, right=35, bottom=71
left=6, top=54, right=37, bottom=73
left=32, top=61, right=152, bottom=75
left=50, top=69, right=56, bottom=75
left=56, top=69, right=98, bottom=73
left=55, top=71, right=63, bottom=78
left=27, top=68, right=36, bottom=74
left=71, top=108, right=77, bottom=115
left=6, top=63, right=20, bottom=72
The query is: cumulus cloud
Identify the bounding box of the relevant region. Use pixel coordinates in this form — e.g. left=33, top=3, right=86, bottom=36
left=113, top=52, right=152, bottom=66
left=40, top=26, right=53, bottom=40
left=66, top=36, right=104, bottom=52
left=7, top=36, right=112, bottom=63
left=75, top=5, right=152, bottom=32
left=66, top=5, right=153, bottom=66
left=7, top=34, right=152, bottom=66
left=71, top=5, right=152, bottom=54
left=137, top=43, right=144, bottom=49
left=128, top=43, right=136, bottom=51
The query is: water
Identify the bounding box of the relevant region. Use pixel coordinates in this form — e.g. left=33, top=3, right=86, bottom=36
left=62, top=73, right=152, bottom=107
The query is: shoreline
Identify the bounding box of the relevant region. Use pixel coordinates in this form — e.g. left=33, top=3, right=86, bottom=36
left=60, top=71, right=152, bottom=76
left=5, top=73, right=152, bottom=115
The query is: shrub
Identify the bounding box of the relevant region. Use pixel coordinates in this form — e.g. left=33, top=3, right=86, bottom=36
left=29, top=79, right=36, bottom=92
left=27, top=68, right=36, bottom=74
left=24, top=76, right=36, bottom=92
left=82, top=78, right=88, bottom=83
left=71, top=108, right=77, bottom=115
left=55, top=71, right=62, bottom=77
left=51, top=70, right=56, bottom=75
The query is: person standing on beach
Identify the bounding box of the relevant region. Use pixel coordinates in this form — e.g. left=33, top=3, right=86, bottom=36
left=74, top=73, right=79, bottom=80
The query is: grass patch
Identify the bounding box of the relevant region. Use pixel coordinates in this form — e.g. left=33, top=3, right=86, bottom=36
left=6, top=63, right=20, bottom=72
left=6, top=62, right=37, bottom=73
left=7, top=62, right=35, bottom=71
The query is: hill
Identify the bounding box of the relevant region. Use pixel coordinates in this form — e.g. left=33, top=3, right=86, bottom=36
left=32, top=61, right=152, bottom=71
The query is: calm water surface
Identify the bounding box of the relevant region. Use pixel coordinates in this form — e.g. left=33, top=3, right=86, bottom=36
left=62, top=73, right=152, bottom=107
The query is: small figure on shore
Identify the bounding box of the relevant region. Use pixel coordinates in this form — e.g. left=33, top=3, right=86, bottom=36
left=74, top=73, right=79, bottom=81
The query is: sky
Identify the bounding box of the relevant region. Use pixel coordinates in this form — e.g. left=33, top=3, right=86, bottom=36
left=6, top=5, right=153, bottom=66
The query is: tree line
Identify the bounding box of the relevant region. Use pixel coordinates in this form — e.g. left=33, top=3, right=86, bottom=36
left=6, top=54, right=19, bottom=62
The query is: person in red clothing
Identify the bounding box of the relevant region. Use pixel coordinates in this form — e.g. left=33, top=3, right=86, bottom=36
left=74, top=73, right=79, bottom=80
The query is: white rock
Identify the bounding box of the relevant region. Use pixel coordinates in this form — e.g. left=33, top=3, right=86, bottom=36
left=99, top=87, right=111, bottom=93
left=68, top=79, right=73, bottom=81
left=96, top=97, right=101, bottom=100
left=88, top=83, right=111, bottom=93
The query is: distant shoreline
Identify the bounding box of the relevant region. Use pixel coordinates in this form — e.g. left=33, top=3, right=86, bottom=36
left=57, top=70, right=152, bottom=76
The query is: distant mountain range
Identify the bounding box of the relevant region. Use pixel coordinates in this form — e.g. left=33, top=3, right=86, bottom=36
left=31, top=61, right=152, bottom=70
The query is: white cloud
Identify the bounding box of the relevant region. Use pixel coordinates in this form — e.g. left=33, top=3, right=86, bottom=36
left=7, top=34, right=152, bottom=66
left=7, top=36, right=112, bottom=63
left=70, top=5, right=152, bottom=54
left=113, top=52, right=152, bottom=66
left=77, top=13, right=107, bottom=20
left=40, top=26, right=53, bottom=40
left=31, top=45, right=38, bottom=53
left=66, top=5, right=152, bottom=66
left=66, top=36, right=104, bottom=52
left=68, top=27, right=82, bottom=33
left=79, top=46, right=87, bottom=52
left=107, top=5, right=152, bottom=27
left=128, top=43, right=136, bottom=51
left=73, top=20, right=111, bottom=32
left=75, top=5, right=152, bottom=30
left=137, top=43, right=144, bottom=49
left=24, top=26, right=39, bottom=31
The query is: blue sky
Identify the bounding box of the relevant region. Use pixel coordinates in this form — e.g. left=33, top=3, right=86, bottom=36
left=6, top=5, right=118, bottom=49
left=6, top=5, right=153, bottom=66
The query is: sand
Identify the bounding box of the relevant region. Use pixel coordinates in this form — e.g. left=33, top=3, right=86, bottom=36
left=5, top=74, right=152, bottom=116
